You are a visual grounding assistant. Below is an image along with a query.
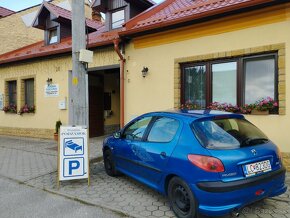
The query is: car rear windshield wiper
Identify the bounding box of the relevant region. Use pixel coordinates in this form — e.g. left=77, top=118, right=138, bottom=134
left=241, top=137, right=269, bottom=146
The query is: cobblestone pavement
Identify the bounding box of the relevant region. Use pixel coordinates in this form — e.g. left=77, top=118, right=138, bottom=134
left=0, top=135, right=289, bottom=218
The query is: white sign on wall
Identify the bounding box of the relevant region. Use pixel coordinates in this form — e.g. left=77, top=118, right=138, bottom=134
left=45, top=84, right=59, bottom=97
left=59, top=126, right=89, bottom=182
left=0, top=94, right=3, bottom=110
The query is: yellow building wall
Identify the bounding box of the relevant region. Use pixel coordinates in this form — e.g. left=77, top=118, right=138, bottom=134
left=0, top=47, right=119, bottom=138
left=124, top=4, right=290, bottom=152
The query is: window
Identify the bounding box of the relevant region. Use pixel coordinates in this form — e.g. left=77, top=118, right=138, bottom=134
left=182, top=53, right=277, bottom=109
left=147, top=117, right=179, bottom=143
left=123, top=117, right=152, bottom=141
left=111, top=9, right=125, bottom=29
left=24, top=79, right=34, bottom=107
left=48, top=28, right=58, bottom=44
left=183, top=65, right=206, bottom=108
left=8, top=81, right=17, bottom=105
left=212, top=62, right=237, bottom=105
left=244, top=57, right=276, bottom=104
left=192, top=118, right=268, bottom=150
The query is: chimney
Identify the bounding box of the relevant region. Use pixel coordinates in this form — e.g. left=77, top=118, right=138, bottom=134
left=92, top=10, right=102, bottom=22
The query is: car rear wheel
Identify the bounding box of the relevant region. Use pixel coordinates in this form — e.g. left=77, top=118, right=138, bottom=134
left=168, top=177, right=197, bottom=218
left=103, top=149, right=119, bottom=177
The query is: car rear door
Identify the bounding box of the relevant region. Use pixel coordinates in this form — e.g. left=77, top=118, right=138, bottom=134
left=135, top=116, right=182, bottom=185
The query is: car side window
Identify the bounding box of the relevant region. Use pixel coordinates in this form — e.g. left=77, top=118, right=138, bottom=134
left=123, top=117, right=152, bottom=141
left=147, top=117, right=179, bottom=143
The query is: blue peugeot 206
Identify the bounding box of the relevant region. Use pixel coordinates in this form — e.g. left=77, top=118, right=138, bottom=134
left=102, top=110, right=287, bottom=218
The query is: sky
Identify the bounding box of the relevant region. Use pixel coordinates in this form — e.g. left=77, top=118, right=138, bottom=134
left=0, top=0, right=164, bottom=12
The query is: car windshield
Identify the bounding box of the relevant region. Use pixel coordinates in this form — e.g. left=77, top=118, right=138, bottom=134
left=191, top=118, right=269, bottom=149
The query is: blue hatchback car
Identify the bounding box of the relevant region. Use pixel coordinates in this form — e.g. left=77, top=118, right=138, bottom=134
left=102, top=110, right=287, bottom=218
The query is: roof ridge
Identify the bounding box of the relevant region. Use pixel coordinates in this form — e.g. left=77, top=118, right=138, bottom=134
left=124, top=0, right=176, bottom=29
left=136, top=0, right=241, bottom=26
left=46, top=1, right=102, bottom=25
left=0, top=6, right=15, bottom=13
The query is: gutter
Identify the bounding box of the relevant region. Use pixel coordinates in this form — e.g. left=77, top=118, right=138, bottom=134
left=113, top=39, right=126, bottom=128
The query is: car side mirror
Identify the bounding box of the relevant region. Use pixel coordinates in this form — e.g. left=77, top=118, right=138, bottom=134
left=113, top=131, right=121, bottom=139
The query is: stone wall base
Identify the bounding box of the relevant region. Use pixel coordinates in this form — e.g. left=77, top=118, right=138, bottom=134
left=0, top=126, right=54, bottom=139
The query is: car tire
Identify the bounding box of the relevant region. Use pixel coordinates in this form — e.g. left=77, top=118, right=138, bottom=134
left=168, top=177, right=197, bottom=218
left=103, top=149, right=120, bottom=177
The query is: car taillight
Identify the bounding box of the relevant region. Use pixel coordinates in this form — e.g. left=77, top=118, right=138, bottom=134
left=188, top=154, right=225, bottom=172
left=277, top=147, right=283, bottom=162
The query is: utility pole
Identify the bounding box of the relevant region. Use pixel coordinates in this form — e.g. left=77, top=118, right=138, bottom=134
left=70, top=0, right=88, bottom=126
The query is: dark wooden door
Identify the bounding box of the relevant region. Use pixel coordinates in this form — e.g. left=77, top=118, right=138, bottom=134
left=89, top=75, right=104, bottom=137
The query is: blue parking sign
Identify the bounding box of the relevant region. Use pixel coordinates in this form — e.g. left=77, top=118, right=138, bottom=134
left=59, top=126, right=89, bottom=182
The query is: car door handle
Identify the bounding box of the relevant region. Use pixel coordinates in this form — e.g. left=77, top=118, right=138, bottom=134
left=160, top=152, right=166, bottom=158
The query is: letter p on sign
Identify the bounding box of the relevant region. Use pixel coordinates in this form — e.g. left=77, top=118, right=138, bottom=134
left=63, top=157, right=85, bottom=178
left=69, top=160, right=80, bottom=175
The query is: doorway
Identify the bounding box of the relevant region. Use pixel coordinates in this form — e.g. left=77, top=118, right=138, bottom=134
left=88, top=68, right=120, bottom=137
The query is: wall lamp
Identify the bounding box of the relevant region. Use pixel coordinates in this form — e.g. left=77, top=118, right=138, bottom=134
left=46, top=78, right=53, bottom=86
left=142, top=67, right=149, bottom=78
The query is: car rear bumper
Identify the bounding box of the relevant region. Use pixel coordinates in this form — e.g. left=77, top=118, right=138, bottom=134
left=191, top=168, right=287, bottom=217
left=197, top=167, right=286, bottom=192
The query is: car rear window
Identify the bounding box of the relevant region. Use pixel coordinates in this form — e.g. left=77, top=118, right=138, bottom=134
left=191, top=118, right=269, bottom=149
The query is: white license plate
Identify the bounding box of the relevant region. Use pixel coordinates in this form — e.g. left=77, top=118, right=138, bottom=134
left=243, top=160, right=272, bottom=177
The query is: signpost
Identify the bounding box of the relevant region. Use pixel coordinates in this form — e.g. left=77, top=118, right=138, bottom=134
left=58, top=126, right=89, bottom=187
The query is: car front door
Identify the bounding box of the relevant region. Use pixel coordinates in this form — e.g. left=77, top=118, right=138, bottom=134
left=114, top=116, right=153, bottom=176
left=135, top=116, right=182, bottom=186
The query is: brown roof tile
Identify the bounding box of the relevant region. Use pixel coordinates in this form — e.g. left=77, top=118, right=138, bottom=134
left=0, top=27, right=119, bottom=65
left=122, top=0, right=280, bottom=34
left=43, top=2, right=102, bottom=30
left=0, top=6, right=14, bottom=18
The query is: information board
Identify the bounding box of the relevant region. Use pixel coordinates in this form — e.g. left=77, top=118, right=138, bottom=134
left=45, top=84, right=59, bottom=97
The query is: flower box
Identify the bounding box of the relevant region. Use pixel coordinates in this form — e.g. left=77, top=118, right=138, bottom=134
left=251, top=109, right=269, bottom=115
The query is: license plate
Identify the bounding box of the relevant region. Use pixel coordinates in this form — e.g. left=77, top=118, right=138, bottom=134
left=243, top=160, right=272, bottom=177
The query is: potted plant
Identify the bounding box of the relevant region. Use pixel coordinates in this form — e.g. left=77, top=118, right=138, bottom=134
left=54, top=120, right=62, bottom=141
left=251, top=97, right=278, bottom=115
left=3, top=104, right=17, bottom=114
left=18, top=104, right=35, bottom=115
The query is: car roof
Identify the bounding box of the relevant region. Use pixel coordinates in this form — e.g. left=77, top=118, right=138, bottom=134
left=143, top=110, right=244, bottom=121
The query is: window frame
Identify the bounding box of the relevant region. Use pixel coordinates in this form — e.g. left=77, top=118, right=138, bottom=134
left=7, top=80, right=17, bottom=106
left=24, top=78, right=35, bottom=107
left=111, top=8, right=125, bottom=30
left=46, top=26, right=59, bottom=45
left=181, top=52, right=278, bottom=109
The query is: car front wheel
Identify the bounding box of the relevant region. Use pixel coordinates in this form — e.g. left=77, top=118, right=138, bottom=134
left=168, top=177, right=197, bottom=218
left=103, top=149, right=119, bottom=177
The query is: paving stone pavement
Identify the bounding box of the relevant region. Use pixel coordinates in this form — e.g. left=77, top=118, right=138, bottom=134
left=0, top=135, right=289, bottom=218
left=0, top=135, right=105, bottom=160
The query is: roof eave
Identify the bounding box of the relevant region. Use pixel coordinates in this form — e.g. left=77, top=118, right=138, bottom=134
left=0, top=40, right=115, bottom=65
left=121, top=0, right=279, bottom=37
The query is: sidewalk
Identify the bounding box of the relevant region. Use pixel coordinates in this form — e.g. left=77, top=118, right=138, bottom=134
left=0, top=135, right=289, bottom=218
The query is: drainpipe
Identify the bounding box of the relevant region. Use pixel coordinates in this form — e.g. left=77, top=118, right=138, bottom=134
left=113, top=39, right=126, bottom=128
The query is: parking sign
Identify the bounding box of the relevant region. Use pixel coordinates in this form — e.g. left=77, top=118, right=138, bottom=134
left=58, top=126, right=89, bottom=183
